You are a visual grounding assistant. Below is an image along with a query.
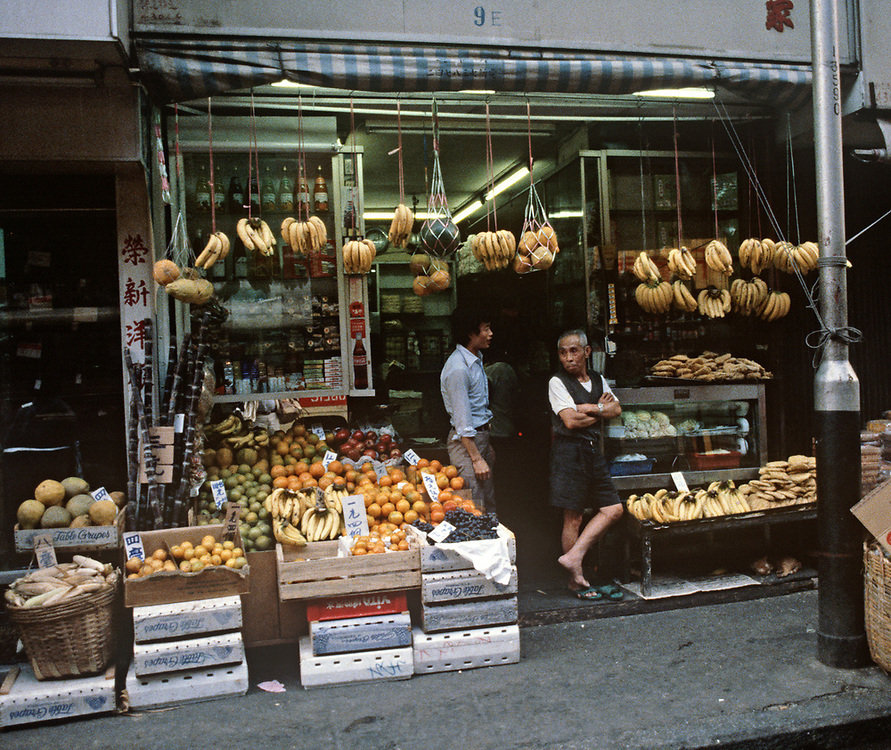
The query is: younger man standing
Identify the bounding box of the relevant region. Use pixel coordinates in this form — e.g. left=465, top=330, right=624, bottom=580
left=549, top=329, right=623, bottom=599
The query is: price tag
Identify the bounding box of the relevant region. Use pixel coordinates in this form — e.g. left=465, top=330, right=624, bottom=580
left=123, top=531, right=146, bottom=562
left=322, top=450, right=338, bottom=469
left=90, top=486, right=110, bottom=503
left=211, top=479, right=228, bottom=509
left=422, top=472, right=440, bottom=501
left=174, top=413, right=185, bottom=433
left=671, top=472, right=689, bottom=492
left=403, top=449, right=420, bottom=466
left=223, top=502, right=242, bottom=541
left=428, top=521, right=455, bottom=543
left=33, top=533, right=57, bottom=568
left=374, top=463, right=388, bottom=481
left=342, top=494, right=369, bottom=538
left=311, top=424, right=326, bottom=440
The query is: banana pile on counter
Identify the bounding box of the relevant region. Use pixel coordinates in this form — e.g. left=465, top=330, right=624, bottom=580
left=265, top=485, right=347, bottom=546
left=626, top=481, right=751, bottom=524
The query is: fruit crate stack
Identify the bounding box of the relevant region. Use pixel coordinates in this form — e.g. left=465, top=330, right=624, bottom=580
left=298, top=591, right=414, bottom=688
left=410, top=525, right=521, bottom=675
left=124, top=595, right=249, bottom=710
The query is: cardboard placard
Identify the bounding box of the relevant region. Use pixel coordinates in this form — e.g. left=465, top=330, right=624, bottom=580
left=90, top=486, right=110, bottom=503
left=322, top=450, right=338, bottom=469
left=223, top=503, right=241, bottom=541
left=403, top=449, right=420, bottom=466
left=428, top=521, right=455, bottom=543
left=138, top=426, right=176, bottom=484
left=671, top=472, right=690, bottom=492
left=123, top=531, right=146, bottom=562
left=422, top=473, right=440, bottom=501
left=211, top=480, right=228, bottom=509
left=342, top=494, right=370, bottom=538
left=33, top=533, right=57, bottom=568
left=311, top=424, right=326, bottom=440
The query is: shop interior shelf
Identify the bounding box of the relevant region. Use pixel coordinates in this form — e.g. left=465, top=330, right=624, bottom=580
left=610, top=467, right=760, bottom=491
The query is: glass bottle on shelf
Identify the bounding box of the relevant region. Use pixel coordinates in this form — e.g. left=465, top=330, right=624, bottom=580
left=249, top=170, right=261, bottom=213
left=294, top=167, right=311, bottom=216
left=313, top=165, right=329, bottom=212
left=213, top=166, right=225, bottom=212
left=352, top=335, right=369, bottom=389
left=195, top=165, right=211, bottom=211
left=234, top=239, right=248, bottom=280
left=278, top=166, right=294, bottom=212
left=228, top=167, right=245, bottom=213
left=261, top=166, right=277, bottom=213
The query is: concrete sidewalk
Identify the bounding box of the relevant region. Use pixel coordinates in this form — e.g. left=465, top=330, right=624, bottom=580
left=5, top=589, right=890, bottom=749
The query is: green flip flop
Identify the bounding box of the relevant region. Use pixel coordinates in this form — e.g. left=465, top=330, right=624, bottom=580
left=570, top=585, right=603, bottom=600
left=595, top=583, right=624, bottom=601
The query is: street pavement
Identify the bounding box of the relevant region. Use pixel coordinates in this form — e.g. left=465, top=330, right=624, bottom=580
left=5, top=588, right=891, bottom=749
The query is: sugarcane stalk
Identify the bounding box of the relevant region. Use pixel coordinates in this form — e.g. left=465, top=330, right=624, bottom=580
left=166, top=333, right=191, bottom=426
left=125, top=362, right=140, bottom=531
left=124, top=348, right=163, bottom=530
left=161, top=338, right=178, bottom=426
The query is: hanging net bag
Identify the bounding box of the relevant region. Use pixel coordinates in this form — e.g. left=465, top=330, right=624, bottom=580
left=514, top=103, right=558, bottom=274
left=418, top=102, right=461, bottom=261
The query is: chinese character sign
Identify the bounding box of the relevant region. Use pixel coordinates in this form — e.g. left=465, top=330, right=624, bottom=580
left=766, top=0, right=794, bottom=32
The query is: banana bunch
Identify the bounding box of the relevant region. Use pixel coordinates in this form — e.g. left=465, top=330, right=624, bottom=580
left=265, top=488, right=308, bottom=547
left=701, top=481, right=751, bottom=517
left=205, top=414, right=243, bottom=438
left=472, top=230, right=517, bottom=271
left=738, top=238, right=776, bottom=274
left=773, top=241, right=819, bottom=274
left=632, top=251, right=661, bottom=283
left=667, top=247, right=696, bottom=280
left=671, top=280, right=698, bottom=312
left=758, top=290, right=791, bottom=321
left=281, top=215, right=328, bottom=255
left=626, top=481, right=751, bottom=524
left=225, top=427, right=269, bottom=450
left=236, top=217, right=276, bottom=257
left=697, top=286, right=731, bottom=318
left=296, top=486, right=347, bottom=542
left=704, top=240, right=733, bottom=276
left=388, top=204, right=414, bottom=248
left=635, top=280, right=673, bottom=314
left=195, top=232, right=230, bottom=270
left=729, top=277, right=769, bottom=316
left=343, top=239, right=376, bottom=274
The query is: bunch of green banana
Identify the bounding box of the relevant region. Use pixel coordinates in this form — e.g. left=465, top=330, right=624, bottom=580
left=729, top=277, right=769, bottom=316
left=773, top=241, right=819, bottom=274
left=758, top=290, right=791, bottom=322
left=671, top=280, right=698, bottom=312
left=667, top=247, right=697, bottom=280
left=205, top=415, right=242, bottom=437
left=264, top=488, right=308, bottom=546
left=632, top=251, right=661, bottom=283
left=704, top=240, right=733, bottom=276
left=225, top=427, right=269, bottom=449
left=635, top=280, right=673, bottom=314
left=697, top=286, right=731, bottom=318
left=738, top=238, right=776, bottom=274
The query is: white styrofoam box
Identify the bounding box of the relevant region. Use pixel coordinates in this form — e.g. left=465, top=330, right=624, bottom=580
left=310, top=612, right=412, bottom=656
left=406, top=523, right=516, bottom=572
left=0, top=665, right=115, bottom=727
left=133, top=631, right=245, bottom=676
left=412, top=625, right=520, bottom=674
left=125, top=660, right=249, bottom=710
left=132, top=595, right=242, bottom=643
left=421, top=566, right=518, bottom=604
left=421, top=596, right=518, bottom=633
left=298, top=636, right=413, bottom=689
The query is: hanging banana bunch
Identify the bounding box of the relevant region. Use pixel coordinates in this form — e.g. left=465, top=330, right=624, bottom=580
left=194, top=231, right=230, bottom=270
left=773, top=241, right=819, bottom=274
left=729, top=277, right=769, bottom=316
left=758, top=290, right=791, bottom=321
left=388, top=203, right=414, bottom=248
left=667, top=247, right=697, bottom=280
left=632, top=251, right=661, bottom=283
left=343, top=239, right=376, bottom=274
left=236, top=217, right=276, bottom=257
left=738, top=238, right=776, bottom=275
left=281, top=215, right=328, bottom=255
left=697, top=286, right=731, bottom=318
left=472, top=230, right=517, bottom=271
left=671, top=280, right=698, bottom=312
left=704, top=240, right=733, bottom=276
left=635, top=279, right=673, bottom=314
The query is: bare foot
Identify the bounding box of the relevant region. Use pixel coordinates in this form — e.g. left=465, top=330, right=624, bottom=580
left=558, top=553, right=589, bottom=590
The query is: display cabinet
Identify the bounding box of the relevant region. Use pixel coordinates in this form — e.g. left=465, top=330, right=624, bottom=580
left=605, top=383, right=767, bottom=491
left=175, top=123, right=373, bottom=403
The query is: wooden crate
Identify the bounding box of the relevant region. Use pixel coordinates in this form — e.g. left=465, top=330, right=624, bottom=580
left=406, top=523, right=516, bottom=573
left=421, top=566, right=518, bottom=604
left=412, top=625, right=520, bottom=674
left=132, top=631, right=244, bottom=677
left=15, top=508, right=126, bottom=553
left=421, top=596, right=518, bottom=633
left=0, top=665, right=116, bottom=727
left=276, top=539, right=421, bottom=601
left=298, top=636, right=413, bottom=688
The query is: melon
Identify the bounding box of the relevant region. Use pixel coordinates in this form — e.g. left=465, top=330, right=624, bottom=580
left=109, top=491, right=127, bottom=508
left=236, top=447, right=258, bottom=467
left=69, top=515, right=92, bottom=528
left=88, top=499, right=118, bottom=526
left=41, top=506, right=72, bottom=528
left=66, top=494, right=95, bottom=518
left=216, top=447, right=234, bottom=468
left=35, top=479, right=66, bottom=507
left=61, top=476, right=90, bottom=499
left=17, top=500, right=45, bottom=529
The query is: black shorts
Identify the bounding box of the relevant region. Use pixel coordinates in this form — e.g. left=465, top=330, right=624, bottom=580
left=549, top=437, right=621, bottom=511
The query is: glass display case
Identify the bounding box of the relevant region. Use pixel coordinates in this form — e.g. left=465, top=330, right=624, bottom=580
left=605, top=383, right=767, bottom=491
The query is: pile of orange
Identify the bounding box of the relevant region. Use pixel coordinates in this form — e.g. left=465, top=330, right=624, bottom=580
left=349, top=524, right=410, bottom=555
left=125, top=535, right=248, bottom=578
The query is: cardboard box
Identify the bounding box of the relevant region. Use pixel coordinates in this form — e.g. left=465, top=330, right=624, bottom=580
left=309, top=612, right=412, bottom=656
left=0, top=665, right=116, bottom=727
left=15, top=508, right=125, bottom=553
left=412, top=625, right=520, bottom=674
left=421, top=566, right=518, bottom=604
left=132, top=631, right=244, bottom=676
left=297, top=636, right=413, bottom=688
left=305, top=591, right=409, bottom=623
left=852, top=479, right=891, bottom=553
left=421, top=596, right=518, bottom=633
left=132, top=595, right=243, bottom=643
left=124, top=660, right=248, bottom=710
left=123, top=524, right=249, bottom=608
left=277, top=538, right=421, bottom=601
left=406, top=523, right=516, bottom=573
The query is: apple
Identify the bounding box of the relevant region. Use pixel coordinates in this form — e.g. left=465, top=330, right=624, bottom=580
left=389, top=448, right=403, bottom=458
left=351, top=430, right=365, bottom=442
left=362, top=449, right=378, bottom=458
left=375, top=442, right=388, bottom=454
left=379, top=433, right=392, bottom=446
left=365, top=431, right=377, bottom=443
left=345, top=447, right=362, bottom=461
left=334, top=428, right=350, bottom=444
left=364, top=438, right=377, bottom=449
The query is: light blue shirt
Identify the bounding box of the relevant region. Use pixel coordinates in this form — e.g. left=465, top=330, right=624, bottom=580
left=440, top=345, right=493, bottom=440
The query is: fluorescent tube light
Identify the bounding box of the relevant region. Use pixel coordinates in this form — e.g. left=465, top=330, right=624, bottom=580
left=363, top=211, right=438, bottom=221
left=632, top=87, right=715, bottom=99
left=550, top=210, right=583, bottom=219
left=484, top=166, right=530, bottom=201
left=271, top=79, right=318, bottom=89
left=452, top=200, right=484, bottom=223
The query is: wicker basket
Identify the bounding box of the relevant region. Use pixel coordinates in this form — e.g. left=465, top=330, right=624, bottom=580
left=7, top=582, right=118, bottom=680
left=864, top=542, right=891, bottom=672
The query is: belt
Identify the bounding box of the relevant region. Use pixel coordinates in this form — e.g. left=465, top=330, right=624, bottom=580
left=475, top=422, right=492, bottom=431
left=556, top=434, right=599, bottom=449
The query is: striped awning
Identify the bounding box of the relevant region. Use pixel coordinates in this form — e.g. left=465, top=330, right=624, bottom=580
left=135, top=39, right=815, bottom=109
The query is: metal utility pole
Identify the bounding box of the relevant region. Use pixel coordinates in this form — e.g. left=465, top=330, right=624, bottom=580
left=810, top=0, right=868, bottom=667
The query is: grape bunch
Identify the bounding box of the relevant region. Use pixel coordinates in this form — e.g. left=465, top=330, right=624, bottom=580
left=412, top=509, right=499, bottom=542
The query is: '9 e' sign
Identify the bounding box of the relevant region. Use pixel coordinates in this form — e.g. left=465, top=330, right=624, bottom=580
left=473, top=6, right=502, bottom=27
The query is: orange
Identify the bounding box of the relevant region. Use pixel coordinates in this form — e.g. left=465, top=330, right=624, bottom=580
left=352, top=547, right=368, bottom=555
left=299, top=472, right=314, bottom=484
left=403, top=509, right=419, bottom=524
left=395, top=499, right=411, bottom=514
left=125, top=557, right=142, bottom=573
left=345, top=469, right=359, bottom=484
left=179, top=561, right=191, bottom=572
left=271, top=465, right=287, bottom=479
left=379, top=475, right=393, bottom=487
left=398, top=539, right=410, bottom=550
left=416, top=458, right=430, bottom=469
left=388, top=510, right=404, bottom=525
left=431, top=509, right=445, bottom=523
left=287, top=477, right=301, bottom=491
left=367, top=502, right=382, bottom=518
left=220, top=549, right=232, bottom=562
left=294, top=461, right=309, bottom=476
left=152, top=548, right=168, bottom=562
left=309, top=462, right=326, bottom=479
left=318, top=476, right=334, bottom=490
left=210, top=554, right=222, bottom=566
left=444, top=464, right=458, bottom=478
left=366, top=514, right=376, bottom=527
left=273, top=476, right=290, bottom=489
left=430, top=460, right=443, bottom=472
left=442, top=499, right=458, bottom=512
left=412, top=500, right=428, bottom=515
left=438, top=490, right=454, bottom=503
left=450, top=476, right=465, bottom=490
left=380, top=502, right=396, bottom=517
left=436, top=474, right=449, bottom=489
left=301, top=477, right=318, bottom=488
left=276, top=442, right=290, bottom=456
left=328, top=460, right=344, bottom=475
left=389, top=469, right=405, bottom=484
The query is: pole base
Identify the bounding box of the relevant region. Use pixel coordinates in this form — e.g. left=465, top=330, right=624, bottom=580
left=817, top=631, right=871, bottom=668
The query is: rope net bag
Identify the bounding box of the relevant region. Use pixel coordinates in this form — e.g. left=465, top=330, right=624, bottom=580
left=514, top=103, right=558, bottom=274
